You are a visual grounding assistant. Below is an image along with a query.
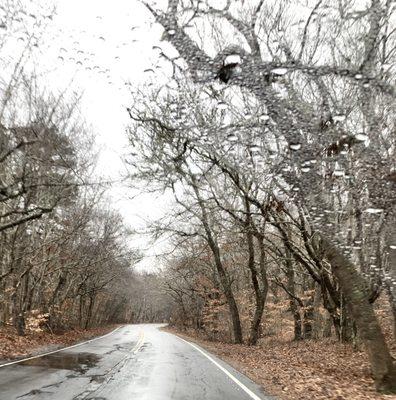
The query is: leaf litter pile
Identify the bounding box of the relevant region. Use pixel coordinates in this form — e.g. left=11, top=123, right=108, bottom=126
left=0, top=325, right=117, bottom=361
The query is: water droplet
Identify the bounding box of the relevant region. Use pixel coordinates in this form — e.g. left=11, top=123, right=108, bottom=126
left=218, top=101, right=227, bottom=110
left=271, top=67, right=288, bottom=75
left=355, top=133, right=368, bottom=141
left=168, top=29, right=176, bottom=35
left=355, top=73, right=363, bottom=80
left=333, top=115, right=346, bottom=122
left=224, top=54, right=241, bottom=65
left=364, top=208, right=383, bottom=214
left=289, top=143, right=301, bottom=151
left=260, top=114, right=270, bottom=121
left=249, top=145, right=260, bottom=153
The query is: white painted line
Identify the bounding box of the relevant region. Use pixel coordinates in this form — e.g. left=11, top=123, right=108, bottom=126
left=0, top=326, right=122, bottom=368
left=178, top=337, right=263, bottom=400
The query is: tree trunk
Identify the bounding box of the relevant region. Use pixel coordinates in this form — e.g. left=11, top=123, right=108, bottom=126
left=224, top=286, right=243, bottom=343
left=340, top=297, right=357, bottom=343
left=78, top=295, right=84, bottom=328
left=248, top=238, right=268, bottom=345
left=324, top=239, right=396, bottom=393
left=284, top=247, right=302, bottom=340
left=245, top=199, right=268, bottom=345
left=385, top=284, right=396, bottom=341
left=191, top=176, right=243, bottom=343
left=312, top=283, right=323, bottom=339
left=16, top=313, right=25, bottom=336
left=302, top=294, right=314, bottom=340
left=323, top=311, right=332, bottom=338
left=85, top=294, right=95, bottom=329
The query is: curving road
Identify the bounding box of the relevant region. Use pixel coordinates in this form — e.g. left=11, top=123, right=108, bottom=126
left=0, top=324, right=272, bottom=400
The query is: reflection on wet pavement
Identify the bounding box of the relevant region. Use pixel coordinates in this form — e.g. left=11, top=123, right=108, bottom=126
left=20, top=352, right=100, bottom=373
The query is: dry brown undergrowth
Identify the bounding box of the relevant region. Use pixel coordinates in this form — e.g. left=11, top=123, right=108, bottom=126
left=0, top=325, right=117, bottom=360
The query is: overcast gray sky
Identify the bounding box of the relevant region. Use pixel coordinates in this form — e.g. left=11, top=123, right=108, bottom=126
left=24, top=0, right=173, bottom=271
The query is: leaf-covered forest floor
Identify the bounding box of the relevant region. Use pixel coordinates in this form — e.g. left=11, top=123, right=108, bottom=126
left=165, top=327, right=396, bottom=400
left=0, top=325, right=117, bottom=362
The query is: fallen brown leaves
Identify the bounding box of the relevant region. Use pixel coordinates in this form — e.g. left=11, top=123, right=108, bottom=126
left=0, top=325, right=118, bottom=361
left=167, top=328, right=396, bottom=400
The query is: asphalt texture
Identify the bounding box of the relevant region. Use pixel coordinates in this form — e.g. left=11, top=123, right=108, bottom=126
left=0, top=324, right=272, bottom=400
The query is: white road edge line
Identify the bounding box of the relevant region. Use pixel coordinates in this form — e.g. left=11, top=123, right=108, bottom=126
left=0, top=326, right=122, bottom=368
left=178, top=337, right=263, bottom=400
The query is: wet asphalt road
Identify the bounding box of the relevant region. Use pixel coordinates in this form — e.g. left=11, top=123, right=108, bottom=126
left=0, top=324, right=272, bottom=400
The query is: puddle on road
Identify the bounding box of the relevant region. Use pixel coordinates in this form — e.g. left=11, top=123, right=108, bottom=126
left=20, top=352, right=100, bottom=373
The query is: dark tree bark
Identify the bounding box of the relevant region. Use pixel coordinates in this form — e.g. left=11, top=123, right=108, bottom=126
left=16, top=313, right=25, bottom=336
left=324, top=239, right=396, bottom=393
left=284, top=248, right=302, bottom=341
left=191, top=176, right=243, bottom=343
left=245, top=198, right=268, bottom=345
left=250, top=235, right=269, bottom=345
left=84, top=294, right=95, bottom=329
left=302, top=292, right=314, bottom=340
left=385, top=284, right=396, bottom=342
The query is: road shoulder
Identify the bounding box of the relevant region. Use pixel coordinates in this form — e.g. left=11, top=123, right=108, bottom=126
left=0, top=324, right=120, bottom=365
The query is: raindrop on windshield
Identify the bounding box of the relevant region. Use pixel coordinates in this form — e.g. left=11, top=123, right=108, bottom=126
left=333, top=115, right=346, bottom=122
left=355, top=133, right=368, bottom=141
left=289, top=143, right=301, bottom=151
left=364, top=208, right=383, bottom=214
left=271, top=68, right=288, bottom=75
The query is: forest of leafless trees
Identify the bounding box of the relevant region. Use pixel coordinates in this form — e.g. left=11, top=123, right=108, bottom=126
left=0, top=2, right=155, bottom=337
left=125, top=0, right=396, bottom=393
